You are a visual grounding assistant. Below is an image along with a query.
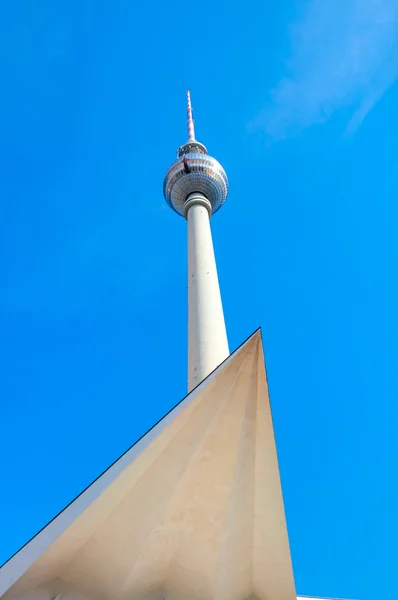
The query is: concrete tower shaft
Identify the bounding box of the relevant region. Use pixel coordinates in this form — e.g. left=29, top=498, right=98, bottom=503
left=187, top=193, right=229, bottom=391
left=163, top=92, right=229, bottom=391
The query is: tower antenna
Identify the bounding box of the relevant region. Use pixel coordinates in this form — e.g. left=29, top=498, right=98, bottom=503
left=186, top=90, right=196, bottom=141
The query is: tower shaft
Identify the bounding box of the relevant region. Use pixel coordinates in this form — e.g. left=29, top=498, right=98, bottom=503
left=187, top=193, right=229, bottom=391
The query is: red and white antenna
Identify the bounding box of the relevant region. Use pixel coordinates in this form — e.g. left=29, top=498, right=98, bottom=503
left=186, top=90, right=196, bottom=141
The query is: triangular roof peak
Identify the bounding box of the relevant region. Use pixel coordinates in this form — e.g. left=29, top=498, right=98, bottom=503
left=0, top=330, right=297, bottom=600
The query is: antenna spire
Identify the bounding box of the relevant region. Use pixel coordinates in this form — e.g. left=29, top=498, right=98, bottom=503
left=186, top=90, right=196, bottom=141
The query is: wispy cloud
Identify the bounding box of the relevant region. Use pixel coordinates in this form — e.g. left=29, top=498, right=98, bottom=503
left=256, top=0, right=398, bottom=139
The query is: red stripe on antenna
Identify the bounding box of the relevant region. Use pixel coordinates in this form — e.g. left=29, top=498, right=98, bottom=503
left=186, top=90, right=195, bottom=141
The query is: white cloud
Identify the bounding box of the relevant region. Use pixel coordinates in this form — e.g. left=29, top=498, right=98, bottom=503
left=256, top=0, right=398, bottom=139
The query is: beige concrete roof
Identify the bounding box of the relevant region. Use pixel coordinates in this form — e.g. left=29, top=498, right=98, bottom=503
left=0, top=330, right=296, bottom=600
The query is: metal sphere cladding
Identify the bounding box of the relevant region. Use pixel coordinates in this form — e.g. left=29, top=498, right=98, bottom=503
left=163, top=142, right=229, bottom=217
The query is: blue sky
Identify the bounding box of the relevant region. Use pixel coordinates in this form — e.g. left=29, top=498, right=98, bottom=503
left=1, top=0, right=397, bottom=598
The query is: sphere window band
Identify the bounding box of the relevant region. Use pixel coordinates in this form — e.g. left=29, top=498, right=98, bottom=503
left=164, top=152, right=228, bottom=218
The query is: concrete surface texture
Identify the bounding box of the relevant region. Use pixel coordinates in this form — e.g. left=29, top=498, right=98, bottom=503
left=187, top=198, right=229, bottom=392
left=0, top=331, right=297, bottom=600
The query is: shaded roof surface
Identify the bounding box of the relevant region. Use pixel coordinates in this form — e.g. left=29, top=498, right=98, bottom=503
left=0, top=330, right=312, bottom=600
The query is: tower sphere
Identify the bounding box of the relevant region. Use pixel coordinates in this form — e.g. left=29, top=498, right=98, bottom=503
left=163, top=95, right=229, bottom=217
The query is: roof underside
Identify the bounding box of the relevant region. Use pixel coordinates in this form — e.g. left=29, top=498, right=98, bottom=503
left=0, top=331, right=297, bottom=600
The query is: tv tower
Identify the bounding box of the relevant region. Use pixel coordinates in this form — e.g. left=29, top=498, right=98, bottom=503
left=164, top=91, right=229, bottom=391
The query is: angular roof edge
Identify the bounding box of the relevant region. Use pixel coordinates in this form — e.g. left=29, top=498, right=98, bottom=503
left=0, top=328, right=262, bottom=596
